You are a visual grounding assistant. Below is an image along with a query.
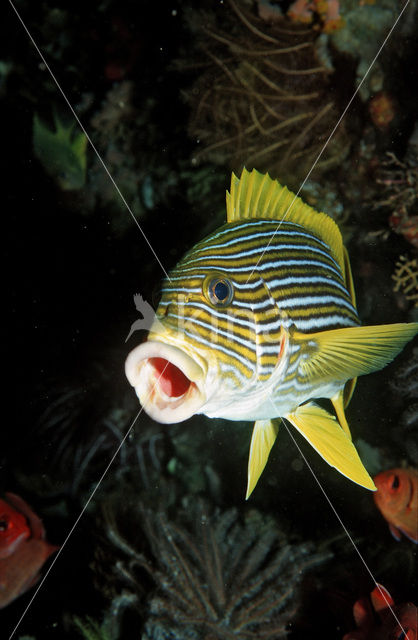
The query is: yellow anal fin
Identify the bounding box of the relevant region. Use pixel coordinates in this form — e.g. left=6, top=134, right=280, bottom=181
left=331, top=390, right=352, bottom=439
left=246, top=419, right=280, bottom=500
left=295, top=323, right=418, bottom=383
left=286, top=402, right=376, bottom=491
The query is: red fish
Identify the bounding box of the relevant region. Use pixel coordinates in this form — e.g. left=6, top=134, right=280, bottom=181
left=0, top=492, right=58, bottom=608
left=0, top=495, right=31, bottom=558
left=343, top=584, right=417, bottom=640
left=373, top=468, right=418, bottom=543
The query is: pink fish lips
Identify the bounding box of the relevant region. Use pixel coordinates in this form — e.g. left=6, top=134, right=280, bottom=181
left=125, top=340, right=207, bottom=423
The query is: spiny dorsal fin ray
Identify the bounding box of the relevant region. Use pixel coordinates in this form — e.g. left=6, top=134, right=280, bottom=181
left=246, top=419, right=280, bottom=499
left=226, top=168, right=345, bottom=274
left=294, top=323, right=418, bottom=383
left=286, top=402, right=376, bottom=490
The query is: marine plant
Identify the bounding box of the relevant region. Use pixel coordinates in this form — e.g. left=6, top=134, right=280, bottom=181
left=100, top=498, right=331, bottom=639
left=182, top=0, right=346, bottom=186
left=74, top=616, right=114, bottom=640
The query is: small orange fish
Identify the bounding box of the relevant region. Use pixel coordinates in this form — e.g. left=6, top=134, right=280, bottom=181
left=373, top=468, right=418, bottom=543
left=0, top=492, right=58, bottom=608
left=343, top=584, right=417, bottom=640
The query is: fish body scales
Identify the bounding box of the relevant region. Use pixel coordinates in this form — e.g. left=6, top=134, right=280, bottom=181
left=157, top=219, right=358, bottom=407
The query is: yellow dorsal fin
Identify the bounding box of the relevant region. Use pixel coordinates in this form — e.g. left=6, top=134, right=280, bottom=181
left=343, top=246, right=356, bottom=308
left=226, top=168, right=345, bottom=274
left=340, top=247, right=358, bottom=408
left=293, top=322, right=418, bottom=384
left=286, top=402, right=376, bottom=490
left=246, top=419, right=280, bottom=499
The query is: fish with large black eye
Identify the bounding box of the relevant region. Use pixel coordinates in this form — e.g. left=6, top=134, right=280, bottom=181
left=125, top=169, right=418, bottom=498
left=206, top=276, right=234, bottom=307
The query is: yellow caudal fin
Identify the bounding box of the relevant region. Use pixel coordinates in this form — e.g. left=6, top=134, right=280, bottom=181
left=294, top=323, right=418, bottom=384
left=286, top=402, right=376, bottom=490
left=246, top=419, right=280, bottom=499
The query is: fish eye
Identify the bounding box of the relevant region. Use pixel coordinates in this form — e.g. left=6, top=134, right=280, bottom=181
left=391, top=474, right=400, bottom=490
left=206, top=276, right=234, bottom=307
left=0, top=516, right=9, bottom=531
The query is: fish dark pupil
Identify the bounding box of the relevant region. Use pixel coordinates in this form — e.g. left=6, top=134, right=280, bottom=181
left=214, top=281, right=229, bottom=301
left=392, top=475, right=400, bottom=489
left=0, top=517, right=9, bottom=531
left=207, top=277, right=233, bottom=306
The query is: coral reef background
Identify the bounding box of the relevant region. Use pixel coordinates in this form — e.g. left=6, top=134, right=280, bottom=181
left=1, top=0, right=417, bottom=638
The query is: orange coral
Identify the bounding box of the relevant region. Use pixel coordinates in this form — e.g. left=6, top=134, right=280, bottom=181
left=287, top=0, right=344, bottom=33
left=368, top=91, right=396, bottom=131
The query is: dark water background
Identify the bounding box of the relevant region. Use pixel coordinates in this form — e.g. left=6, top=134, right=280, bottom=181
left=1, top=1, right=417, bottom=638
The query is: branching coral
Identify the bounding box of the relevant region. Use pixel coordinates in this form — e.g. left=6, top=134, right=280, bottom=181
left=182, top=0, right=347, bottom=186
left=375, top=151, right=418, bottom=248
left=100, top=499, right=331, bottom=639
left=392, top=255, right=418, bottom=308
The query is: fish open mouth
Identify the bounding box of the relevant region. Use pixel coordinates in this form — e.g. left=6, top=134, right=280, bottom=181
left=125, top=341, right=206, bottom=423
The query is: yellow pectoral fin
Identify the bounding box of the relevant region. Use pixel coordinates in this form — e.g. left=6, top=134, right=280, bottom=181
left=286, top=403, right=376, bottom=491
left=246, top=419, right=280, bottom=500
left=295, top=323, right=418, bottom=383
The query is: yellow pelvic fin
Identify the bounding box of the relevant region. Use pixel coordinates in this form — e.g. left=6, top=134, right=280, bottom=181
left=226, top=168, right=345, bottom=275
left=343, top=376, right=357, bottom=408
left=331, top=391, right=352, bottom=439
left=286, top=402, right=376, bottom=490
left=246, top=419, right=280, bottom=500
left=294, top=323, right=418, bottom=384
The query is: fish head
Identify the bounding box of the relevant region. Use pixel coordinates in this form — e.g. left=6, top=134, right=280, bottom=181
left=373, top=468, right=412, bottom=515
left=0, top=498, right=31, bottom=559
left=125, top=222, right=288, bottom=424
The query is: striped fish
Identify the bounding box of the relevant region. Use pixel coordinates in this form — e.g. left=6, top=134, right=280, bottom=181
left=125, top=169, right=418, bottom=498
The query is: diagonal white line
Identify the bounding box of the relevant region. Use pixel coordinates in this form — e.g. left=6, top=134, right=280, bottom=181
left=268, top=398, right=408, bottom=636
left=245, top=0, right=411, bottom=283
left=7, top=0, right=412, bottom=637
left=7, top=405, right=144, bottom=640
left=8, top=355, right=172, bottom=639
left=8, top=0, right=172, bottom=284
